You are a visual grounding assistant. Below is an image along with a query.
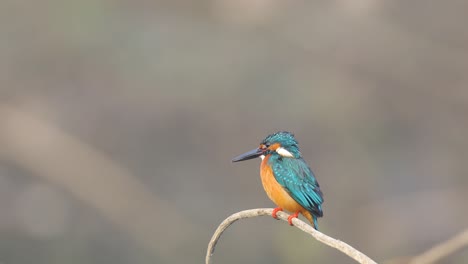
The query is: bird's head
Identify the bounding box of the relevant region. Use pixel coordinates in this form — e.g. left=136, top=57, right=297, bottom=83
left=232, top=131, right=301, bottom=162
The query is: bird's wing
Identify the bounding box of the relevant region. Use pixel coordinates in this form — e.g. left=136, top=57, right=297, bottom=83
left=270, top=157, right=323, bottom=217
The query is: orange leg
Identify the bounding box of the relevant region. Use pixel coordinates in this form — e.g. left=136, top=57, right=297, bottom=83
left=272, top=207, right=283, bottom=219
left=287, top=211, right=300, bottom=226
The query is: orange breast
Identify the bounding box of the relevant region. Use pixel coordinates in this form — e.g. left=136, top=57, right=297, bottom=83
left=260, top=155, right=305, bottom=213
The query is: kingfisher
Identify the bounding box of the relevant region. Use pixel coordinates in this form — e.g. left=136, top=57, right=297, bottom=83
left=232, top=131, right=323, bottom=229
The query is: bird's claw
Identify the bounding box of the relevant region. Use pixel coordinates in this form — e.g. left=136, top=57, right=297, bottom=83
left=287, top=212, right=300, bottom=226
left=272, top=207, right=283, bottom=219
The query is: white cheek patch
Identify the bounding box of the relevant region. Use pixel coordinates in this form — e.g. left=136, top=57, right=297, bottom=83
left=276, top=147, right=294, bottom=157
left=260, top=155, right=265, bottom=160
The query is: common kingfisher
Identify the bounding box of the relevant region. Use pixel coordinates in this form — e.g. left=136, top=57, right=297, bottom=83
left=232, top=131, right=323, bottom=229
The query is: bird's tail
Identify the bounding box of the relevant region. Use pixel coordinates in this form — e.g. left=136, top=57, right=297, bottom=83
left=302, top=211, right=319, bottom=230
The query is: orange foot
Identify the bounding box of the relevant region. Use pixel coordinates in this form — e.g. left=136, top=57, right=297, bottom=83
left=287, top=211, right=300, bottom=226
left=272, top=207, right=283, bottom=219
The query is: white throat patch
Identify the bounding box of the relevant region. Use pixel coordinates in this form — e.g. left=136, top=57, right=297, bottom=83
left=276, top=147, right=294, bottom=158
left=259, top=155, right=265, bottom=160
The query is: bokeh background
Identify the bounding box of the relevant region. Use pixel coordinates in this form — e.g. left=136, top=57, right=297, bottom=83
left=2, top=0, right=468, bottom=263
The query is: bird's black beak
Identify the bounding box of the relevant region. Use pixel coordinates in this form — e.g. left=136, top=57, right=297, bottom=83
left=232, top=148, right=264, bottom=162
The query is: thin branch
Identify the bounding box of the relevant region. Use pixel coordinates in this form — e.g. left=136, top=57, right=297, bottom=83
left=409, top=229, right=468, bottom=264
left=206, top=208, right=378, bottom=264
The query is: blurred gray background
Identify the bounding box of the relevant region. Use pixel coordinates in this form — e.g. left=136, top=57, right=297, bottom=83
left=1, top=0, right=468, bottom=263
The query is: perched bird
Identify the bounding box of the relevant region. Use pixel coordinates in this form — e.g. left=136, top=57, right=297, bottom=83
left=232, top=131, right=323, bottom=229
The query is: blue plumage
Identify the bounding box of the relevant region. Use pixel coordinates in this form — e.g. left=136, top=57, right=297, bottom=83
left=269, top=155, right=323, bottom=224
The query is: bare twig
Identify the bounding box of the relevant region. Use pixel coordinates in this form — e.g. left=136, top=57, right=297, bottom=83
left=206, top=208, right=378, bottom=264
left=409, top=229, right=468, bottom=264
